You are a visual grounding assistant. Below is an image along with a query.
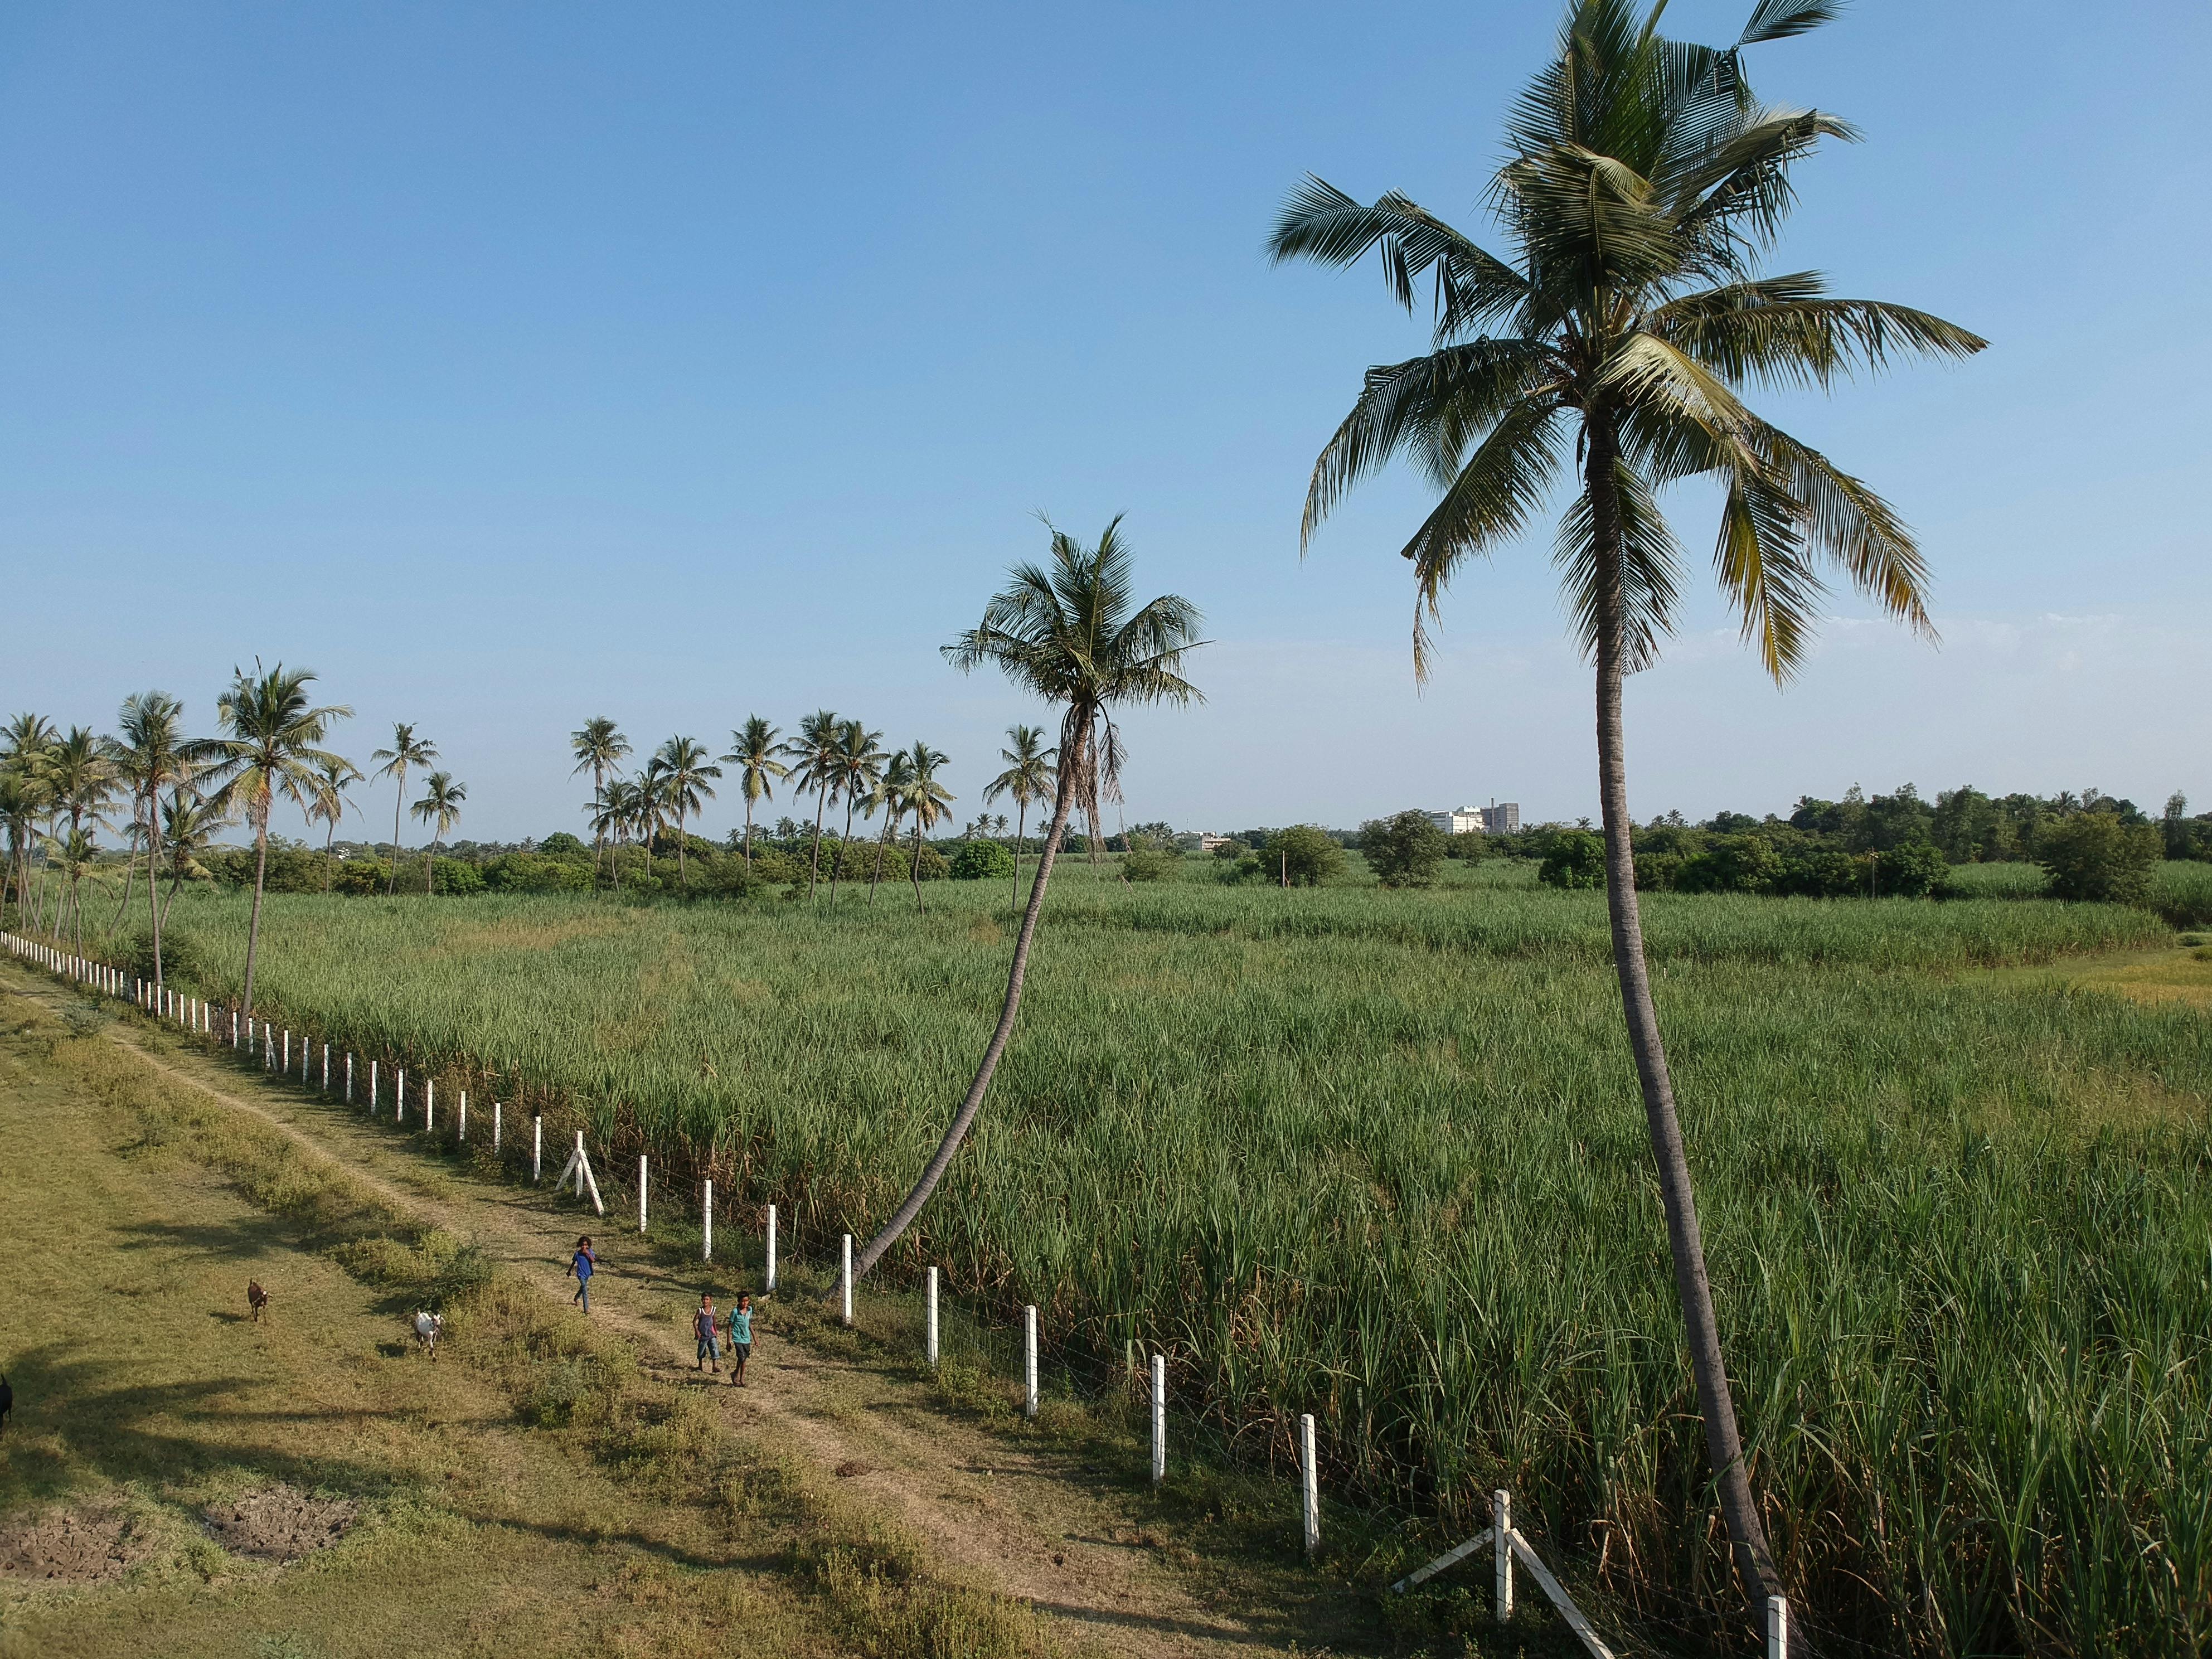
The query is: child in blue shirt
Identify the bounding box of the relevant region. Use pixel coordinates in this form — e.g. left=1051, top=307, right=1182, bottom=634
left=726, top=1293, right=754, bottom=1387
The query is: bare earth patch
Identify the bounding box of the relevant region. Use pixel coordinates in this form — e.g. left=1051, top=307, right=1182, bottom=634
left=199, top=1487, right=358, bottom=1565
left=0, top=1506, right=159, bottom=1583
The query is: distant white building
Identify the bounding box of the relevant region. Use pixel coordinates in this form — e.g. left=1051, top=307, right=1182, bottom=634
left=1427, top=802, right=1521, bottom=836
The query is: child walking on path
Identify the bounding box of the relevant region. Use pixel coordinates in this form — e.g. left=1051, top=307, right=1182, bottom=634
left=693, top=1292, right=721, bottom=1374
left=569, top=1236, right=597, bottom=1313
left=727, top=1293, right=754, bottom=1387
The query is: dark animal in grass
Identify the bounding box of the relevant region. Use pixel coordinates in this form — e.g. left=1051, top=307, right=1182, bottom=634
left=0, top=1373, right=12, bottom=1434
left=247, top=1280, right=270, bottom=1322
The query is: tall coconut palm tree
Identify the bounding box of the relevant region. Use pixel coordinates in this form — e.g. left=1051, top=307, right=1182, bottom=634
left=852, top=520, right=1202, bottom=1278
left=828, top=720, right=886, bottom=903
left=983, top=724, right=1056, bottom=919
left=1267, top=0, right=1984, bottom=1605
left=46, top=727, right=118, bottom=946
left=900, top=743, right=954, bottom=916
left=409, top=772, right=467, bottom=891
left=200, top=664, right=352, bottom=1016
left=106, top=692, right=201, bottom=985
left=0, top=714, right=56, bottom=921
left=305, top=754, right=363, bottom=892
left=0, top=768, right=41, bottom=922
left=570, top=717, right=630, bottom=884
left=722, top=716, right=788, bottom=871
left=783, top=710, right=843, bottom=903
left=47, top=826, right=99, bottom=955
left=865, top=749, right=914, bottom=905
left=590, top=778, right=639, bottom=881
left=648, top=736, right=721, bottom=890
left=371, top=724, right=436, bottom=896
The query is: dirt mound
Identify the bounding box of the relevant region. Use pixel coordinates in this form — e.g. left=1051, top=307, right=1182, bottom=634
left=0, top=1505, right=158, bottom=1583
left=200, top=1486, right=357, bottom=1564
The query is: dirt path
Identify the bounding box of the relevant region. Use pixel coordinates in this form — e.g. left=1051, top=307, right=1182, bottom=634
left=13, top=973, right=1336, bottom=1658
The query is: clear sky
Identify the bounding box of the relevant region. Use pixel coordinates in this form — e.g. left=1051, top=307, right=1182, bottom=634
left=3, top=2, right=2205, bottom=843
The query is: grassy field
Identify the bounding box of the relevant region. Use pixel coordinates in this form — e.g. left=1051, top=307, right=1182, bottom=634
left=0, top=988, right=1044, bottom=1659
left=13, top=864, right=2212, bottom=1655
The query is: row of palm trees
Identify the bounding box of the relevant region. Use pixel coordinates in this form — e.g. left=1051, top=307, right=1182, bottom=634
left=567, top=715, right=1059, bottom=914
left=1, top=672, right=469, bottom=1016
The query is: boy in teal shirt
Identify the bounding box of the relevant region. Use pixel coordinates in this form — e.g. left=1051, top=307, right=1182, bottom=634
left=726, top=1293, right=754, bottom=1387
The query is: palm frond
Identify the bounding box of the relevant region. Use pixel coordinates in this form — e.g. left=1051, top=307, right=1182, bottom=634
left=1554, top=454, right=1684, bottom=673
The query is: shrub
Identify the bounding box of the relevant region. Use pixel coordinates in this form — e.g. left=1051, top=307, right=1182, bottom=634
left=1360, top=809, right=1449, bottom=888
left=1676, top=835, right=1783, bottom=895
left=537, top=832, right=589, bottom=858
left=481, top=853, right=590, bottom=894
left=913, top=842, right=949, bottom=882
left=331, top=857, right=392, bottom=895
left=1122, top=848, right=1178, bottom=882
left=748, top=848, right=802, bottom=886
left=1537, top=831, right=1605, bottom=890
left=129, top=928, right=211, bottom=984
left=433, top=858, right=485, bottom=896
left=948, top=840, right=1016, bottom=881
left=1876, top=842, right=1952, bottom=899
left=1238, top=826, right=1344, bottom=887
left=1211, top=838, right=1247, bottom=860
left=2039, top=814, right=2159, bottom=904
left=1633, top=851, right=1686, bottom=891
left=1771, top=849, right=1865, bottom=898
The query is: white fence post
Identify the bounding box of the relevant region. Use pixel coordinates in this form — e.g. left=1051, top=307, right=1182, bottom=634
left=1023, top=1305, right=1039, bottom=1419
left=232, top=1010, right=239, bottom=1048
left=396, top=1068, right=405, bottom=1123
left=638, top=1156, right=648, bottom=1233
left=425, top=1076, right=434, bottom=1134
left=1152, top=1353, right=1167, bottom=1486
left=282, top=1030, right=290, bottom=1073
left=765, top=1204, right=778, bottom=1293
left=1768, top=1595, right=1788, bottom=1659
left=458, top=1090, right=467, bottom=1142
left=1495, top=1489, right=1513, bottom=1622
left=925, top=1266, right=939, bottom=1366
left=1302, top=1414, right=1321, bottom=1559
left=321, top=1044, right=329, bottom=1090
left=702, top=1179, right=714, bottom=1262
left=840, top=1234, right=853, bottom=1326
left=532, top=1113, right=542, bottom=1182
left=346, top=1052, right=355, bottom=1103
left=368, top=1059, right=379, bottom=1114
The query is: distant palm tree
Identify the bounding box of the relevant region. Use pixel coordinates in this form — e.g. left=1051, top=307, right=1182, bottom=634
left=200, top=664, right=352, bottom=1016
left=722, top=716, right=789, bottom=871
left=0, top=714, right=56, bottom=923
left=410, top=772, right=468, bottom=891
left=828, top=719, right=886, bottom=903
left=865, top=749, right=914, bottom=904
left=783, top=710, right=843, bottom=903
left=305, top=753, right=362, bottom=894
left=649, top=736, right=721, bottom=889
left=0, top=769, right=40, bottom=924
left=591, top=778, right=642, bottom=880
left=46, top=726, right=118, bottom=947
left=371, top=723, right=436, bottom=896
left=159, top=788, right=229, bottom=925
left=900, top=743, right=953, bottom=915
left=983, top=724, right=1056, bottom=919
left=47, top=827, right=98, bottom=955
left=1266, top=0, right=1984, bottom=1604
left=852, top=520, right=1201, bottom=1279
left=571, top=717, right=630, bottom=885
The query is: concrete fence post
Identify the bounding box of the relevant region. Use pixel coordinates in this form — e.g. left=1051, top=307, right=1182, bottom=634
left=493, top=1100, right=502, bottom=1152
left=532, top=1114, right=542, bottom=1182
left=925, top=1266, right=939, bottom=1367
left=322, top=1044, right=329, bottom=1092
left=765, top=1204, right=778, bottom=1293
left=425, top=1077, right=434, bottom=1134
left=1023, top=1305, right=1039, bottom=1419
left=1152, top=1353, right=1167, bottom=1487
left=1495, top=1490, right=1513, bottom=1622
left=1767, top=1595, right=1788, bottom=1659
left=368, top=1059, right=379, bottom=1114
left=638, top=1156, right=648, bottom=1233
left=458, top=1090, right=467, bottom=1142
left=702, top=1179, right=713, bottom=1263
left=1302, top=1416, right=1322, bottom=1560
left=346, top=1052, right=354, bottom=1104
left=396, top=1068, right=406, bottom=1123
left=840, top=1234, right=853, bottom=1326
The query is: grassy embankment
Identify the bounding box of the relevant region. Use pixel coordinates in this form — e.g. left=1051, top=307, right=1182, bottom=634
left=0, top=984, right=1044, bottom=1659
left=16, top=862, right=2212, bottom=1656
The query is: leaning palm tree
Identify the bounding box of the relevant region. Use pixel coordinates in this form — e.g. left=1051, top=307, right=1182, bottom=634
left=409, top=772, right=468, bottom=892
left=46, top=727, right=118, bottom=943
left=0, top=768, right=41, bottom=923
left=570, top=717, right=631, bottom=884
left=105, top=693, right=203, bottom=981
left=865, top=749, right=915, bottom=904
left=371, top=724, right=437, bottom=895
left=589, top=778, right=639, bottom=881
left=983, top=724, right=1056, bottom=918
left=852, top=519, right=1202, bottom=1278
left=783, top=710, right=843, bottom=902
left=901, top=743, right=954, bottom=916
left=0, top=715, right=57, bottom=926
left=649, top=736, right=721, bottom=889
left=200, top=664, right=352, bottom=1016
left=305, top=753, right=363, bottom=892
left=1268, top=0, right=1984, bottom=1607
left=828, top=720, right=886, bottom=903
left=722, top=716, right=789, bottom=871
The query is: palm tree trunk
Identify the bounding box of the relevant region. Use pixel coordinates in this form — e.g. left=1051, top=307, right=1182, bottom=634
left=109, top=838, right=139, bottom=936
left=323, top=821, right=336, bottom=892
left=425, top=835, right=436, bottom=894
left=147, top=807, right=166, bottom=989
left=808, top=785, right=830, bottom=901
left=910, top=825, right=926, bottom=915
left=242, top=817, right=270, bottom=1018
left=1011, top=801, right=1027, bottom=920
left=677, top=808, right=687, bottom=889
left=1587, top=420, right=1780, bottom=1612
left=870, top=811, right=896, bottom=903
left=389, top=772, right=404, bottom=896
left=833, top=798, right=858, bottom=904
left=743, top=799, right=755, bottom=871
left=854, top=716, right=1087, bottom=1278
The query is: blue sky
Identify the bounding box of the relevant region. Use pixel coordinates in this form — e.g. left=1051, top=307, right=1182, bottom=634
left=3, top=2, right=2205, bottom=842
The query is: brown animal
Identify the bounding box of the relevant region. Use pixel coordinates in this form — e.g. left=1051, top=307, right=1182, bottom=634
left=247, top=1280, right=270, bottom=1322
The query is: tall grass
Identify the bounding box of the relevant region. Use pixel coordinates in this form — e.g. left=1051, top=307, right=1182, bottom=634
left=62, top=875, right=2212, bottom=1655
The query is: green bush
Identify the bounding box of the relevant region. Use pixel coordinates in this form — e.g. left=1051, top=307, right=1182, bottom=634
left=1676, top=835, right=1784, bottom=895
left=1231, top=826, right=1345, bottom=887
left=331, top=857, right=392, bottom=895
left=482, top=853, right=591, bottom=894
left=1771, top=849, right=1866, bottom=899
left=2039, top=814, right=2159, bottom=905
left=129, top=927, right=211, bottom=985
left=433, top=858, right=484, bottom=896
left=1122, top=848, right=1178, bottom=882
left=1633, top=850, right=1686, bottom=891
left=1876, top=842, right=1952, bottom=899
left=1360, top=809, right=1449, bottom=888
left=1537, top=831, right=1605, bottom=890
left=536, top=832, right=589, bottom=858
left=913, top=842, right=949, bottom=882
left=948, top=840, right=1016, bottom=881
